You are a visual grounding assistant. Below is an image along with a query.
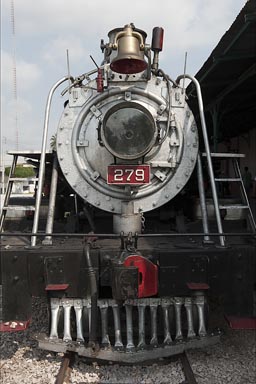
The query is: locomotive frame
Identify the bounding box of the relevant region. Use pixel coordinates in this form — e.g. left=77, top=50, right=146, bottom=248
left=0, top=23, right=255, bottom=362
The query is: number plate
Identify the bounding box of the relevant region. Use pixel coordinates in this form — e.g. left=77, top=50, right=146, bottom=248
left=107, top=165, right=150, bottom=185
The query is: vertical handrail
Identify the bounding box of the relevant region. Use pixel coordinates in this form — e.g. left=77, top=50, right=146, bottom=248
left=197, top=153, right=211, bottom=243
left=42, top=152, right=59, bottom=245
left=176, top=74, right=225, bottom=246
left=31, top=77, right=69, bottom=246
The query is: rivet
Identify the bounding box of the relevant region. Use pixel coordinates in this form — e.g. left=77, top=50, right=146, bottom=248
left=106, top=196, right=110, bottom=201
left=64, top=171, right=68, bottom=175
left=193, top=143, right=197, bottom=148
left=58, top=142, right=62, bottom=146
left=165, top=194, right=169, bottom=199
left=84, top=194, right=88, bottom=198
left=96, top=201, right=100, bottom=206
left=110, top=206, right=115, bottom=211
left=60, top=156, right=64, bottom=161
left=176, top=184, right=180, bottom=189
left=152, top=202, right=156, bottom=207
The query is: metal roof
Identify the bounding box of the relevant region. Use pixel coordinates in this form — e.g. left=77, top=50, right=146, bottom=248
left=187, top=0, right=256, bottom=144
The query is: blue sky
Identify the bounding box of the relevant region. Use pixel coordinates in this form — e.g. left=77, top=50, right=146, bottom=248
left=1, top=0, right=247, bottom=164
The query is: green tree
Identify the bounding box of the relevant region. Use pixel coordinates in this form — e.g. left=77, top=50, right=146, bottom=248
left=5, top=165, right=35, bottom=178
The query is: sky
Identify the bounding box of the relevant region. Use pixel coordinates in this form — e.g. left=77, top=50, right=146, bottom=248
left=1, top=0, right=247, bottom=165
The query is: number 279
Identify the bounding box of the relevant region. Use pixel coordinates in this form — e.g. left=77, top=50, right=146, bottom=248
left=114, top=168, right=145, bottom=182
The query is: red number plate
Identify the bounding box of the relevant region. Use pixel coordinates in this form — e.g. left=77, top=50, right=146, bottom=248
left=107, top=165, right=150, bottom=185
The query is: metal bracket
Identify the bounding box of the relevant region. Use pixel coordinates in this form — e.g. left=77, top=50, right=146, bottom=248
left=90, top=105, right=102, bottom=118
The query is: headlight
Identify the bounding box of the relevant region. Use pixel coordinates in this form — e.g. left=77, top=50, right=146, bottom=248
left=102, top=102, right=157, bottom=160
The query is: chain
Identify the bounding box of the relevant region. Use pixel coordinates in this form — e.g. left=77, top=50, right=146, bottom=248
left=141, top=213, right=145, bottom=233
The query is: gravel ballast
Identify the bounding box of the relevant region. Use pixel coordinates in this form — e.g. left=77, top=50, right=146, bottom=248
left=0, top=299, right=255, bottom=384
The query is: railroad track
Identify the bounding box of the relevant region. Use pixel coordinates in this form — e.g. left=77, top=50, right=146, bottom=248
left=179, top=351, right=198, bottom=384
left=55, top=351, right=75, bottom=384
left=55, top=350, right=198, bottom=384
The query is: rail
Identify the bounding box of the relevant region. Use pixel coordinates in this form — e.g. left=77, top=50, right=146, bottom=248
left=55, top=352, right=75, bottom=384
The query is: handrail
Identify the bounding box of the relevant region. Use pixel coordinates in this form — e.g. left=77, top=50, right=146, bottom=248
left=31, top=77, right=70, bottom=246
left=176, top=74, right=225, bottom=246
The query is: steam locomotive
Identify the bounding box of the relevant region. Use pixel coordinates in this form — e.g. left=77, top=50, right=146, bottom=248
left=1, top=24, right=255, bottom=363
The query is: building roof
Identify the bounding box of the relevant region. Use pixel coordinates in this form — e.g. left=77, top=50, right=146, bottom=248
left=187, top=0, right=256, bottom=142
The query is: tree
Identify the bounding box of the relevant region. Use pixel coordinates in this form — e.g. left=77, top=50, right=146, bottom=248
left=5, top=165, right=35, bottom=178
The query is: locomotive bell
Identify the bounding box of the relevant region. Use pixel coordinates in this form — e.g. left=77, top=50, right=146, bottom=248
left=110, top=24, right=147, bottom=74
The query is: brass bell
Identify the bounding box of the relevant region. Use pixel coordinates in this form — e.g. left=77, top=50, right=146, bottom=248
left=110, top=24, right=147, bottom=74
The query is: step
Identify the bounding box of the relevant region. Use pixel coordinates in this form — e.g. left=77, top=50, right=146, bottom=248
left=215, top=178, right=241, bottom=182
left=9, top=178, right=38, bottom=181
left=2, top=206, right=35, bottom=211
left=202, top=152, right=245, bottom=158
left=219, top=204, right=248, bottom=210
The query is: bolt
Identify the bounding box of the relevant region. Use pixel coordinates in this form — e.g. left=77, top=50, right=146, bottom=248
left=13, top=276, right=19, bottom=282
left=13, top=255, right=18, bottom=261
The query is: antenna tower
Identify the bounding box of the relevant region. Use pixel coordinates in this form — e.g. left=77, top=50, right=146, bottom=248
left=10, top=0, right=18, bottom=151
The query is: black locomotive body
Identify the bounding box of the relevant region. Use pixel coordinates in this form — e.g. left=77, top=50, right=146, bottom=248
left=0, top=24, right=255, bottom=362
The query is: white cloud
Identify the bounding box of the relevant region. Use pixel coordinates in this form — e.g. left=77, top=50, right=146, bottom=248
left=1, top=50, right=42, bottom=92
left=41, top=36, right=89, bottom=67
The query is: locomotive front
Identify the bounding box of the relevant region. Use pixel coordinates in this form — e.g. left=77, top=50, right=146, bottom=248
left=57, top=23, right=198, bottom=234
left=43, top=24, right=215, bottom=361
